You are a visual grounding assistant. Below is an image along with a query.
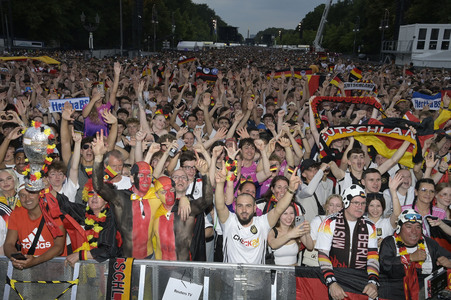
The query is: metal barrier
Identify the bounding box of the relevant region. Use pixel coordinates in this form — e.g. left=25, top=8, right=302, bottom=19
left=0, top=256, right=296, bottom=300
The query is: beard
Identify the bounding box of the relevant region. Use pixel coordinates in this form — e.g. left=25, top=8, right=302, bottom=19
left=237, top=212, right=254, bottom=226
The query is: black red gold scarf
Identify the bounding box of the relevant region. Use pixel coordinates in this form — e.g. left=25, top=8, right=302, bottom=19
left=329, top=210, right=369, bottom=269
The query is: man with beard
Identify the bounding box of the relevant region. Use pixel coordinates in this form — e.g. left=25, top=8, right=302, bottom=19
left=215, top=165, right=301, bottom=264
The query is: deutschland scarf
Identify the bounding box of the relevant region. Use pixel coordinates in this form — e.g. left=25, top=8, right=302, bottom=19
left=330, top=210, right=369, bottom=269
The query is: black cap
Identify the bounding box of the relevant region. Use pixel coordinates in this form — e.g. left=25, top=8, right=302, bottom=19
left=301, top=159, right=320, bottom=173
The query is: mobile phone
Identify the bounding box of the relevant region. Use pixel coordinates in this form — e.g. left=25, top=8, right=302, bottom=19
left=295, top=215, right=305, bottom=227
left=176, top=101, right=185, bottom=109
left=11, top=253, right=27, bottom=260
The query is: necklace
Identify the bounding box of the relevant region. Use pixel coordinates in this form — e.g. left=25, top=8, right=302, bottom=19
left=84, top=205, right=108, bottom=249
left=395, top=232, right=426, bottom=266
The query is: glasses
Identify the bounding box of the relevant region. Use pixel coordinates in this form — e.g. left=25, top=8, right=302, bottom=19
left=350, top=201, right=366, bottom=207
left=173, top=175, right=188, bottom=181
left=82, top=144, right=92, bottom=150
left=183, top=166, right=196, bottom=171
left=404, top=213, right=422, bottom=222
left=420, top=188, right=435, bottom=194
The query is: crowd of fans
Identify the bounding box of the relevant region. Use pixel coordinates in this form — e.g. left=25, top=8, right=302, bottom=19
left=0, top=47, right=450, bottom=298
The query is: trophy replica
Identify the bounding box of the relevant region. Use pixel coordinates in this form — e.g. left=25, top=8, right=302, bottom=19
left=22, top=121, right=56, bottom=191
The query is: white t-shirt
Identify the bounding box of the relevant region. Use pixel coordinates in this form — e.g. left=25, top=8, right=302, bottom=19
left=372, top=217, right=395, bottom=240
left=221, top=213, right=271, bottom=264
left=57, top=179, right=79, bottom=203
left=113, top=176, right=132, bottom=190
left=0, top=216, right=6, bottom=248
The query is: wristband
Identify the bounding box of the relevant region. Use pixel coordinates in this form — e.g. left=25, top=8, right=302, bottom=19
left=287, top=188, right=295, bottom=194
left=368, top=279, right=380, bottom=288
left=438, top=169, right=447, bottom=174
left=325, top=276, right=337, bottom=287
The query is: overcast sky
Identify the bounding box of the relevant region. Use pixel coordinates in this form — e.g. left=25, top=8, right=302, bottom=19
left=192, top=0, right=326, bottom=37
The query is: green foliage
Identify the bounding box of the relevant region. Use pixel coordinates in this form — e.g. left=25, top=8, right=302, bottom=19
left=6, top=0, right=229, bottom=49
left=256, top=0, right=450, bottom=55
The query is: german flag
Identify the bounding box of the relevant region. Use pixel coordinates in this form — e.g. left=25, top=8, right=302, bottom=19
left=430, top=219, right=451, bottom=253
left=350, top=67, right=362, bottom=81
left=330, top=74, right=343, bottom=87
left=328, top=64, right=335, bottom=72
left=404, top=69, right=414, bottom=76
left=177, top=57, right=196, bottom=66
left=307, top=75, right=326, bottom=96
left=295, top=267, right=401, bottom=300
left=355, top=117, right=434, bottom=168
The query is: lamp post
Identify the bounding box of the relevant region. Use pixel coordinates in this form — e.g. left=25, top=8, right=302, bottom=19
left=379, top=9, right=389, bottom=62
left=80, top=12, right=100, bottom=59
left=353, top=16, right=360, bottom=57
left=151, top=4, right=158, bottom=52
left=171, top=12, right=176, bottom=49
left=298, top=22, right=302, bottom=41
left=119, top=0, right=123, bottom=56
left=212, top=19, right=217, bottom=42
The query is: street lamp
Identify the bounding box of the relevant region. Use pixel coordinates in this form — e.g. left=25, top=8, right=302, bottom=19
left=379, top=9, right=389, bottom=62
left=172, top=12, right=176, bottom=49
left=80, top=11, right=100, bottom=58
left=298, top=22, right=303, bottom=40
left=151, top=4, right=158, bottom=52
left=212, top=19, right=217, bottom=42
left=353, top=16, right=360, bottom=57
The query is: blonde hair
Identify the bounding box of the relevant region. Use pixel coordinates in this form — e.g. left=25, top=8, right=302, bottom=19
left=323, top=194, right=342, bottom=213
left=0, top=168, right=19, bottom=196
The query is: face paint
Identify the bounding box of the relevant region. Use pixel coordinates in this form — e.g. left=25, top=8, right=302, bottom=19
left=155, top=176, right=176, bottom=206
left=131, top=161, right=153, bottom=194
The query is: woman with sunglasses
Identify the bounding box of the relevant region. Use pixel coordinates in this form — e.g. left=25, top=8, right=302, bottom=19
left=403, top=178, right=447, bottom=237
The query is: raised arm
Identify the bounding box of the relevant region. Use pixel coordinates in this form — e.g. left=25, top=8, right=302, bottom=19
left=388, top=173, right=403, bottom=228
left=92, top=131, right=122, bottom=207
left=68, top=128, right=82, bottom=187
left=267, top=168, right=301, bottom=227
left=108, top=62, right=121, bottom=107
left=189, top=158, right=213, bottom=216
left=377, top=139, right=411, bottom=175
left=214, top=163, right=229, bottom=224
left=60, top=102, right=75, bottom=166
left=103, top=110, right=118, bottom=152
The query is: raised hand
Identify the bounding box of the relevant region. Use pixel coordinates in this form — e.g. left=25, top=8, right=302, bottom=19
left=212, top=145, right=224, bottom=158
left=215, top=161, right=227, bottom=183
left=92, top=130, right=108, bottom=157
left=62, top=102, right=74, bottom=121
left=288, top=167, right=301, bottom=191
left=102, top=110, right=117, bottom=125
left=277, top=136, right=291, bottom=148
left=225, top=143, right=240, bottom=160
left=254, top=139, right=266, bottom=152
left=195, top=151, right=208, bottom=175
left=72, top=128, right=82, bottom=143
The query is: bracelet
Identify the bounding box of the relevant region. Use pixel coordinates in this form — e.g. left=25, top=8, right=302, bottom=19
left=443, top=106, right=449, bottom=109
left=368, top=279, right=380, bottom=288
left=439, top=169, right=446, bottom=174
left=287, top=188, right=295, bottom=194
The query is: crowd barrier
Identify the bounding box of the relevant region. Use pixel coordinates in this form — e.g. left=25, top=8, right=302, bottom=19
left=0, top=256, right=297, bottom=300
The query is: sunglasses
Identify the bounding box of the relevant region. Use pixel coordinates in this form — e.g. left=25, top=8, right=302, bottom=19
left=82, top=144, right=92, bottom=150
left=404, top=213, right=422, bottom=222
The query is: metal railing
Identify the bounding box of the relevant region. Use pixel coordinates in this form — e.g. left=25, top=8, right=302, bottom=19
left=0, top=256, right=297, bottom=300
